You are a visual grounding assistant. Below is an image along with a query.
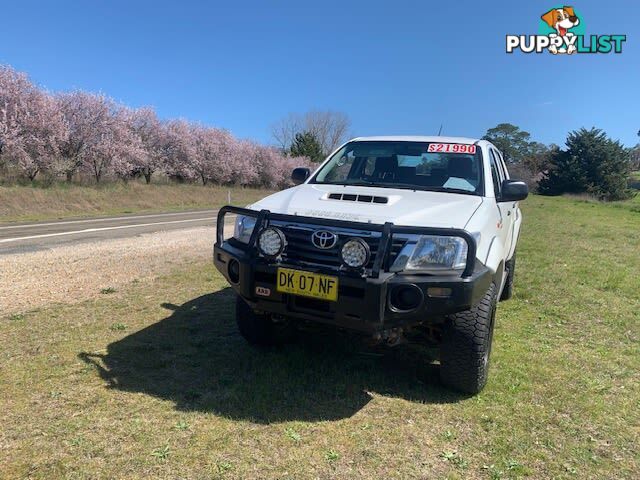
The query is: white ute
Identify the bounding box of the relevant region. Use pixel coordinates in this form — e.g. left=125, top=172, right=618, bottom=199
left=214, top=136, right=528, bottom=393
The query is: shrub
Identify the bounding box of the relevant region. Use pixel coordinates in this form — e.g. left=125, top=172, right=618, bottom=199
left=539, top=128, right=633, bottom=201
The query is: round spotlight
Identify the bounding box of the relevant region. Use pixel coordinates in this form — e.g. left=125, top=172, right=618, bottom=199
left=389, top=284, right=423, bottom=312
left=227, top=258, right=240, bottom=284
left=340, top=238, right=370, bottom=269
left=257, top=227, right=286, bottom=257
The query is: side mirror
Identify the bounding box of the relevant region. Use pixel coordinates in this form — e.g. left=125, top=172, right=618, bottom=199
left=291, top=167, right=311, bottom=185
left=499, top=179, right=528, bottom=202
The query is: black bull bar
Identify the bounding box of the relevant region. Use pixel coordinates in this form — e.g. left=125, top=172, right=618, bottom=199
left=215, top=206, right=477, bottom=278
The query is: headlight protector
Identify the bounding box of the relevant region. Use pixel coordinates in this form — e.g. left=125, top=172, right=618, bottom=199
left=233, top=214, right=257, bottom=243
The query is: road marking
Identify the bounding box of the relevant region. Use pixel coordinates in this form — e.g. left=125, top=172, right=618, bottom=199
left=0, top=217, right=218, bottom=244
left=0, top=210, right=219, bottom=230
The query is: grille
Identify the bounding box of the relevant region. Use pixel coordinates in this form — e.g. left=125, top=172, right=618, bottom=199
left=276, top=224, right=406, bottom=270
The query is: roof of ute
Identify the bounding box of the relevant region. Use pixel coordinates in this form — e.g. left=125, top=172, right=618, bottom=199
left=349, top=135, right=481, bottom=144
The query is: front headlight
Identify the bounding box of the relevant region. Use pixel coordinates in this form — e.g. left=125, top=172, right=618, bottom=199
left=391, top=234, right=477, bottom=273
left=233, top=215, right=256, bottom=243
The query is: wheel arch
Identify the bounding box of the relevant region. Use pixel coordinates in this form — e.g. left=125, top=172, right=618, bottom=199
left=483, top=235, right=506, bottom=274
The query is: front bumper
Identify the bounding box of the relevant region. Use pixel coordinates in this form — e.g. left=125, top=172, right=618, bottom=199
left=214, top=209, right=493, bottom=333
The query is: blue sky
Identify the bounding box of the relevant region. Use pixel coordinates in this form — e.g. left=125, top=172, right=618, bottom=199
left=2, top=0, right=638, bottom=146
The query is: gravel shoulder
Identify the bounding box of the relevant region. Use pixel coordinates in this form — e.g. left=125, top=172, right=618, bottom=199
left=0, top=224, right=231, bottom=315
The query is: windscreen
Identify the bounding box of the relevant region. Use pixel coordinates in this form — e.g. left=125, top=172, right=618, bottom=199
left=311, top=141, right=483, bottom=195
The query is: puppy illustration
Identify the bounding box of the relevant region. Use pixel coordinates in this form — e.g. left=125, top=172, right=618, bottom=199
left=541, top=6, right=580, bottom=54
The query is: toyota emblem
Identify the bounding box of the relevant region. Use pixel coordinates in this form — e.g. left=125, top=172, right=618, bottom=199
left=312, top=230, right=337, bottom=249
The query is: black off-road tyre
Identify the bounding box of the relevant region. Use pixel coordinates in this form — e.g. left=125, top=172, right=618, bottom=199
left=235, top=295, right=295, bottom=346
left=439, top=283, right=497, bottom=394
left=500, top=252, right=516, bottom=301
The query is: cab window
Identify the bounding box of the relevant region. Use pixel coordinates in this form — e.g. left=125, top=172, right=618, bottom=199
left=494, top=149, right=509, bottom=181
left=489, top=149, right=504, bottom=198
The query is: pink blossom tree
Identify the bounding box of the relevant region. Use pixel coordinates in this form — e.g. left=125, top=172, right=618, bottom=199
left=163, top=119, right=196, bottom=182
left=231, top=140, right=261, bottom=186
left=0, top=66, right=31, bottom=169
left=0, top=65, right=67, bottom=181
left=189, top=125, right=235, bottom=185
left=122, top=107, right=170, bottom=183
left=94, top=113, right=144, bottom=183
left=1, top=63, right=313, bottom=188
left=56, top=91, right=133, bottom=183
left=249, top=144, right=311, bottom=189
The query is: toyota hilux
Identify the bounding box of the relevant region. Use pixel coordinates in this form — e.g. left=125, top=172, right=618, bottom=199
left=213, top=136, right=528, bottom=393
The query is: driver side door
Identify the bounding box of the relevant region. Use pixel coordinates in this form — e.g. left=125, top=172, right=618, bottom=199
left=488, top=148, right=515, bottom=262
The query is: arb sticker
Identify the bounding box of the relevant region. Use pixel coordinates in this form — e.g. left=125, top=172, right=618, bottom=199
left=428, top=143, right=476, bottom=154
left=255, top=286, right=271, bottom=297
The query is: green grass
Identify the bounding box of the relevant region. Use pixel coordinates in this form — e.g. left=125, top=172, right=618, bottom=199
left=563, top=190, right=640, bottom=213
left=0, top=182, right=274, bottom=223
left=1, top=195, right=638, bottom=479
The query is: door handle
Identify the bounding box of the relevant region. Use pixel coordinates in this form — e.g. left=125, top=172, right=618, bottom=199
left=507, top=211, right=511, bottom=216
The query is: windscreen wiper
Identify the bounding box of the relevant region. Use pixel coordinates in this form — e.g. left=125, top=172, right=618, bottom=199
left=325, top=181, right=424, bottom=191
left=417, top=186, right=479, bottom=195
left=342, top=180, right=388, bottom=188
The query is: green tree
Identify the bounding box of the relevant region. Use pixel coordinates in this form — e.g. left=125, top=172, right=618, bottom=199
left=507, top=142, right=558, bottom=191
left=482, top=123, right=534, bottom=163
left=539, top=128, right=633, bottom=201
left=289, top=131, right=324, bottom=163
left=521, top=142, right=550, bottom=171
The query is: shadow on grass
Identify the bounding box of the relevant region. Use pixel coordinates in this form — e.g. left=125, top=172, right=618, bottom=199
left=79, top=287, right=466, bottom=423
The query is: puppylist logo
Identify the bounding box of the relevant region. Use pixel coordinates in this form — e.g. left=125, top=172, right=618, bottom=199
left=507, top=6, right=626, bottom=54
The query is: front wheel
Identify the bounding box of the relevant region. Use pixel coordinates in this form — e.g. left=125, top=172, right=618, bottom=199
left=235, top=295, right=295, bottom=346
left=439, top=283, right=497, bottom=394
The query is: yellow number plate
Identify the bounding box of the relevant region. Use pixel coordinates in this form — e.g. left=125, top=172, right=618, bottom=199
left=276, top=267, right=338, bottom=302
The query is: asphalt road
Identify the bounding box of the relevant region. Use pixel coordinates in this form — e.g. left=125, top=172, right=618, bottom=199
left=0, top=209, right=221, bottom=255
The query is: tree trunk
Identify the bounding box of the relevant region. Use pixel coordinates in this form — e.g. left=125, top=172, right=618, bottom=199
left=66, top=170, right=74, bottom=182
left=144, top=170, right=152, bottom=184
